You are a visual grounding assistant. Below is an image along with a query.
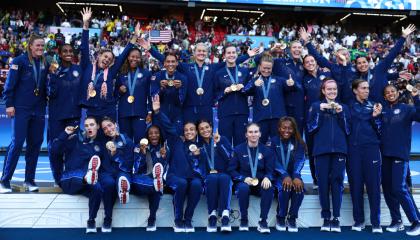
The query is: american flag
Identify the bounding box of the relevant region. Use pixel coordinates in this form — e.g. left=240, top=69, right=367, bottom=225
left=149, top=30, right=172, bottom=43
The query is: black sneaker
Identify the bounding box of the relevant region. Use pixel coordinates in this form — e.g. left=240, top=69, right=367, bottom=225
left=0, top=181, right=12, bottom=193
left=207, top=215, right=217, bottom=232
left=146, top=217, right=156, bottom=232
left=185, top=220, right=195, bottom=233
left=321, top=219, right=331, bottom=232
left=257, top=219, right=270, bottom=233
left=220, top=215, right=231, bottom=232
left=386, top=220, right=404, bottom=232
left=86, top=219, right=97, bottom=233
left=330, top=218, right=341, bottom=232
left=407, top=221, right=420, bottom=236
left=275, top=217, right=286, bottom=231
left=101, top=218, right=112, bottom=233
left=239, top=218, right=249, bottom=231
left=287, top=217, right=298, bottom=232
left=173, top=219, right=185, bottom=233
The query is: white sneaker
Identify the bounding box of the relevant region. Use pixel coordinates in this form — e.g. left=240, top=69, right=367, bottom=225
left=351, top=222, right=365, bottom=232
left=372, top=226, right=383, bottom=233
left=0, top=182, right=12, bottom=193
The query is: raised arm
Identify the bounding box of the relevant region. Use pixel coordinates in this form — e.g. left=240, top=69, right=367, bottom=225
left=80, top=7, right=92, bottom=70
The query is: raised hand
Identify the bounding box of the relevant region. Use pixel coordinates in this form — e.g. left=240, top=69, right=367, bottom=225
left=152, top=94, right=160, bottom=113
left=138, top=37, right=151, bottom=50
left=299, top=27, right=310, bottom=44
left=402, top=24, right=416, bottom=38
left=80, top=7, right=92, bottom=30
left=130, top=22, right=141, bottom=44
left=247, top=47, right=260, bottom=57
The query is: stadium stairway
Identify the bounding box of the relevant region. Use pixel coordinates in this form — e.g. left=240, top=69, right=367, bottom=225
left=0, top=191, right=419, bottom=228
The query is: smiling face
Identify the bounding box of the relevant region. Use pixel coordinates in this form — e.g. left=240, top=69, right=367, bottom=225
left=127, top=49, right=141, bottom=70
left=290, top=41, right=302, bottom=60
left=353, top=81, right=370, bottom=101
left=30, top=39, right=45, bottom=58
left=224, top=46, right=237, bottom=65
left=303, top=55, right=317, bottom=72
left=198, top=121, right=212, bottom=140
left=246, top=124, right=261, bottom=145
left=59, top=45, right=74, bottom=63
left=194, top=43, right=208, bottom=62
left=101, top=120, right=118, bottom=138
left=147, top=126, right=161, bottom=145
left=98, top=51, right=114, bottom=69
left=322, top=81, right=338, bottom=101
left=164, top=55, right=178, bottom=74
left=356, top=57, right=369, bottom=73
left=184, top=123, right=197, bottom=141
left=384, top=85, right=399, bottom=104
left=84, top=118, right=99, bottom=138
left=259, top=61, right=273, bottom=77
left=278, top=120, right=293, bottom=140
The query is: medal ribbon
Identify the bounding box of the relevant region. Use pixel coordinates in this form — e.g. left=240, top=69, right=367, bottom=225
left=226, top=66, right=238, bottom=85
left=203, top=138, right=215, bottom=170
left=261, top=76, right=272, bottom=100
left=128, top=68, right=139, bottom=97
left=194, top=64, right=206, bottom=89
left=247, top=145, right=259, bottom=179
left=279, top=141, right=292, bottom=170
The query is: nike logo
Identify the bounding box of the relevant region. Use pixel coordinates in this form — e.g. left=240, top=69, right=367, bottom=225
left=338, top=158, right=345, bottom=162
left=373, top=160, right=378, bottom=164
left=395, top=161, right=402, bottom=163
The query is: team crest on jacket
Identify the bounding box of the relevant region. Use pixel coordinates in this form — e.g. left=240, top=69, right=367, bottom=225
left=151, top=76, right=156, bottom=81
left=137, top=73, right=143, bottom=78
left=204, top=66, right=209, bottom=70
left=290, top=144, right=294, bottom=151
left=118, top=141, right=123, bottom=147
left=258, top=153, right=263, bottom=160
left=271, top=79, right=276, bottom=83
left=134, top=147, right=140, bottom=153
left=156, top=151, right=161, bottom=158
left=393, top=109, right=401, bottom=114
left=238, top=71, right=242, bottom=77
left=73, top=70, right=79, bottom=77
left=319, top=75, right=325, bottom=80
left=94, top=145, right=100, bottom=152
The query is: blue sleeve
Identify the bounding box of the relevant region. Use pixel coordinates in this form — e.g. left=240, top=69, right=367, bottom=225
left=150, top=72, right=161, bottom=96
left=80, top=30, right=90, bottom=70
left=411, top=96, right=420, bottom=122
left=338, top=105, right=351, bottom=135
left=133, top=149, right=146, bottom=174
left=236, top=54, right=250, bottom=65
left=145, top=72, right=152, bottom=112
left=292, top=143, right=305, bottom=180
left=153, top=111, right=178, bottom=137
left=375, top=37, right=405, bottom=72
left=110, top=42, right=135, bottom=75
left=178, top=74, right=188, bottom=105
left=307, top=103, right=321, bottom=134
left=3, top=57, right=22, bottom=107
left=228, top=149, right=244, bottom=182
left=370, top=115, right=382, bottom=136
left=50, top=131, right=77, bottom=156
left=387, top=72, right=399, bottom=82
left=264, top=148, right=274, bottom=180
left=306, top=42, right=334, bottom=69
left=149, top=47, right=165, bottom=63
left=243, top=76, right=257, bottom=95
left=47, top=73, right=58, bottom=99
left=216, top=137, right=233, bottom=161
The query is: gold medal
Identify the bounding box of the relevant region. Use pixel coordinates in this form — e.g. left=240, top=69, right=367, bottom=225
left=127, top=95, right=135, bottom=103
left=254, top=79, right=263, bottom=87
left=196, top=88, right=204, bottom=95
left=140, top=138, right=149, bottom=146
left=262, top=98, right=270, bottom=106
left=106, top=141, right=116, bottom=152
left=230, top=84, right=238, bottom=92
left=189, top=144, right=198, bottom=152
left=406, top=84, right=414, bottom=92
left=34, top=88, right=40, bottom=96
left=251, top=178, right=259, bottom=186
left=168, top=80, right=174, bottom=87
left=210, top=169, right=218, bottom=174
left=89, top=89, right=97, bottom=98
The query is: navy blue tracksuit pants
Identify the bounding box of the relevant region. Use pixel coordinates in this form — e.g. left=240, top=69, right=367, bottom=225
left=258, top=118, right=279, bottom=145
left=382, top=158, right=420, bottom=223
left=236, top=182, right=274, bottom=220
left=347, top=145, right=381, bottom=226
left=218, top=115, right=248, bottom=146
left=315, top=153, right=346, bottom=219
left=60, top=177, right=102, bottom=220
left=131, top=175, right=161, bottom=220
left=183, top=105, right=213, bottom=124
left=2, top=110, right=45, bottom=183
left=99, top=172, right=118, bottom=222
left=166, top=175, right=203, bottom=222
left=48, top=117, right=80, bottom=184
left=276, top=180, right=304, bottom=219
left=118, top=117, right=147, bottom=144
left=205, top=173, right=232, bottom=214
